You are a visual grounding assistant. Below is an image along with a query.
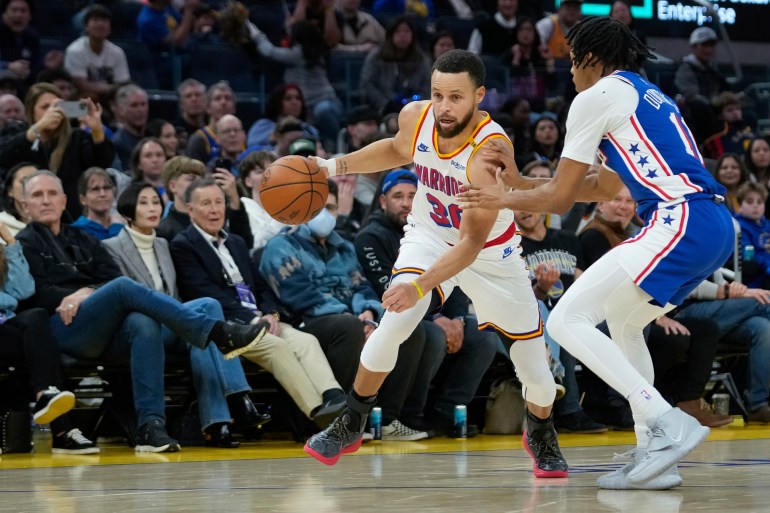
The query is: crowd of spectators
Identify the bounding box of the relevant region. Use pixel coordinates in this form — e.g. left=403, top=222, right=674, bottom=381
left=1, top=0, right=770, bottom=453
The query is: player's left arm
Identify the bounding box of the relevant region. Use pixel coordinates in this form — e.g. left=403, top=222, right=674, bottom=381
left=381, top=154, right=499, bottom=313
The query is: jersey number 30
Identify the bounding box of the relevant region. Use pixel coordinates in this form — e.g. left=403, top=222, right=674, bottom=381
left=427, top=193, right=462, bottom=228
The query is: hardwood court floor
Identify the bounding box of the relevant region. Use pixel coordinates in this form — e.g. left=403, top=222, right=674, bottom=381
left=1, top=420, right=769, bottom=513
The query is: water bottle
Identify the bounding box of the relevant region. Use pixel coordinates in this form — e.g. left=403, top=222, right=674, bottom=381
left=32, top=424, right=51, bottom=453
left=370, top=407, right=382, bottom=441
left=454, top=405, right=467, bottom=438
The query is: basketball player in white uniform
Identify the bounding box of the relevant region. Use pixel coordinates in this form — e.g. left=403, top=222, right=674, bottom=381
left=304, top=50, right=567, bottom=478
left=459, top=17, right=734, bottom=490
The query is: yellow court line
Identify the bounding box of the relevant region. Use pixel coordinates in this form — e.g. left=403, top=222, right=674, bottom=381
left=1, top=419, right=767, bottom=470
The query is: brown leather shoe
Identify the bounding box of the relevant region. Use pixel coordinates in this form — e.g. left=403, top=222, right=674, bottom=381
left=676, top=398, right=733, bottom=427
left=748, top=404, right=770, bottom=424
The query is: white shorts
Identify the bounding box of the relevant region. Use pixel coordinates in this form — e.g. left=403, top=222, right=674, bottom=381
left=392, top=229, right=543, bottom=341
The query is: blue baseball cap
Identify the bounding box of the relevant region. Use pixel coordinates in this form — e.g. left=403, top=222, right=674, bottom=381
left=381, top=169, right=418, bottom=195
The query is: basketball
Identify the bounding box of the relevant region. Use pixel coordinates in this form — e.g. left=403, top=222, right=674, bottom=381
left=259, top=155, right=329, bottom=225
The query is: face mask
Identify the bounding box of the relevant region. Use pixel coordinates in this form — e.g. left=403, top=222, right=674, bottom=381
left=307, top=208, right=336, bottom=238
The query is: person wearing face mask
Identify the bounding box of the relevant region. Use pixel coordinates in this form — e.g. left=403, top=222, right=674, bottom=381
left=169, top=178, right=349, bottom=432
left=259, top=179, right=384, bottom=400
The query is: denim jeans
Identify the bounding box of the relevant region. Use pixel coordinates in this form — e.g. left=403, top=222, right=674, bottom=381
left=676, top=297, right=770, bottom=410
left=50, top=277, right=219, bottom=427
left=163, top=298, right=251, bottom=430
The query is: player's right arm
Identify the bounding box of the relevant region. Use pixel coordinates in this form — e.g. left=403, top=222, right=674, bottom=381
left=315, top=101, right=427, bottom=176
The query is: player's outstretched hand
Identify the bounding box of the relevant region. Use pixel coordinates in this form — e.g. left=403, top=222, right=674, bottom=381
left=457, top=168, right=511, bottom=211
left=382, top=282, right=421, bottom=313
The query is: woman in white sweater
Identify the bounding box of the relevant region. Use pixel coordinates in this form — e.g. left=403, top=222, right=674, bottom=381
left=103, top=182, right=270, bottom=447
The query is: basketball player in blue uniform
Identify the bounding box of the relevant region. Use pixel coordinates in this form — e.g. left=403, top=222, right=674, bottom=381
left=304, top=50, right=568, bottom=478
left=459, top=17, right=734, bottom=489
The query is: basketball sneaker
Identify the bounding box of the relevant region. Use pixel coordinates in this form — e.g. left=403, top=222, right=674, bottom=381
left=304, top=394, right=375, bottom=466
left=522, top=411, right=568, bottom=478
left=597, top=449, right=682, bottom=490
left=627, top=407, right=709, bottom=484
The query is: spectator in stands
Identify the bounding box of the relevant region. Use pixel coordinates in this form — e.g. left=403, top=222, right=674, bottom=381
left=237, top=150, right=286, bottom=251
left=0, top=83, right=114, bottom=219
left=287, top=0, right=343, bottom=50
left=703, top=91, right=755, bottom=161
left=186, top=81, right=235, bottom=164
left=535, top=0, right=582, bottom=62
left=430, top=30, right=455, bottom=61
left=516, top=206, right=607, bottom=434
left=0, top=0, right=40, bottom=85
left=500, top=97, right=532, bottom=166
left=259, top=179, right=376, bottom=391
left=157, top=155, right=204, bottom=239
left=130, top=137, right=168, bottom=201
left=674, top=27, right=728, bottom=144
left=104, top=182, right=271, bottom=448
left=271, top=116, right=321, bottom=157
left=190, top=2, right=218, bottom=43
left=468, top=0, right=518, bottom=56
left=609, top=0, right=646, bottom=45
left=246, top=84, right=319, bottom=150
left=174, top=78, right=206, bottom=139
left=714, top=153, right=749, bottom=214
left=504, top=17, right=556, bottom=110
left=673, top=274, right=770, bottom=424
left=17, top=171, right=270, bottom=452
left=0, top=161, right=37, bottom=234
left=744, top=135, right=770, bottom=189
left=169, top=178, right=348, bottom=427
left=211, top=114, right=246, bottom=173
left=0, top=92, right=24, bottom=131
left=246, top=20, right=344, bottom=151
left=530, top=115, right=562, bottom=166
left=0, top=68, right=19, bottom=97
left=156, top=156, right=252, bottom=245
left=64, top=4, right=131, bottom=99
left=35, top=68, right=76, bottom=102
left=360, top=17, right=431, bottom=114
left=146, top=118, right=180, bottom=159
left=71, top=167, right=123, bottom=240
left=0, top=219, right=99, bottom=454
left=112, top=84, right=149, bottom=170
left=336, top=0, right=386, bottom=52
left=354, top=170, right=498, bottom=437
left=734, top=183, right=770, bottom=289
left=137, top=0, right=197, bottom=52
left=337, top=105, right=380, bottom=154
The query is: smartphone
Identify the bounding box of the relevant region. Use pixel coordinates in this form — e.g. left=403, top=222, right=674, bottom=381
left=58, top=100, right=88, bottom=119
left=215, top=157, right=232, bottom=170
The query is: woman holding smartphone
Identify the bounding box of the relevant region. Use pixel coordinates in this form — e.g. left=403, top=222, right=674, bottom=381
left=0, top=82, right=115, bottom=219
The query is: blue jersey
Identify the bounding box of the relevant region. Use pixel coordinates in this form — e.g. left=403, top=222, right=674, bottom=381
left=562, top=70, right=734, bottom=306
left=563, top=71, right=725, bottom=222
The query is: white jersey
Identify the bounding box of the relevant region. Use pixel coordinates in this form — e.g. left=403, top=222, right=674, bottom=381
left=407, top=102, right=520, bottom=257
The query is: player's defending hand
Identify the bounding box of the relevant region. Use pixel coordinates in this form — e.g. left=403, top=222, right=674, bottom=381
left=382, top=282, right=422, bottom=313
left=457, top=168, right=511, bottom=211
left=478, top=139, right=520, bottom=188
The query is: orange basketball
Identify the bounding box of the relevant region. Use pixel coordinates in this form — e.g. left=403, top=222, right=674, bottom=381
left=259, top=155, right=329, bottom=225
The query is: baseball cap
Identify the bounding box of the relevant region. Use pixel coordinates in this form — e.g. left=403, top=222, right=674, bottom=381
left=345, top=105, right=379, bottom=126
left=288, top=138, right=316, bottom=156
left=689, top=27, right=718, bottom=45
left=381, top=169, right=418, bottom=195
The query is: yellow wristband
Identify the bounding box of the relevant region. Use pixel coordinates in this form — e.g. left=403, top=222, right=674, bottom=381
left=410, top=280, right=425, bottom=299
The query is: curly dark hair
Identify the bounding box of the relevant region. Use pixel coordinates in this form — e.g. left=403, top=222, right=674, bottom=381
left=567, top=16, right=653, bottom=73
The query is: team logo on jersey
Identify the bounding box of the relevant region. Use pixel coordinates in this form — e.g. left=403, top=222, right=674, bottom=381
left=417, top=143, right=430, bottom=152
left=502, top=246, right=513, bottom=258
left=450, top=160, right=466, bottom=172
